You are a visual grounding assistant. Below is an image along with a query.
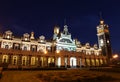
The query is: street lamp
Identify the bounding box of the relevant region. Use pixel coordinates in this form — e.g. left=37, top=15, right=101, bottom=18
left=44, top=50, right=47, bottom=54
left=111, top=54, right=119, bottom=65
left=113, top=54, right=118, bottom=59
left=56, top=50, right=60, bottom=54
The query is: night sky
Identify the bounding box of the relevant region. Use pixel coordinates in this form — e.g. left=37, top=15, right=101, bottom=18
left=0, top=0, right=120, bottom=53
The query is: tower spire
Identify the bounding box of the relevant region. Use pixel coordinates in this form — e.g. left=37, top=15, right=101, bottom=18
left=99, top=11, right=103, bottom=20
left=99, top=12, right=104, bottom=25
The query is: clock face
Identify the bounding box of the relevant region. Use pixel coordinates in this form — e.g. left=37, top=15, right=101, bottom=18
left=100, top=39, right=104, bottom=46
left=107, top=40, right=109, bottom=43
left=100, top=39, right=103, bottom=44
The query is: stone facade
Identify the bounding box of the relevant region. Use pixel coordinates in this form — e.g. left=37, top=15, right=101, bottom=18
left=0, top=23, right=108, bottom=68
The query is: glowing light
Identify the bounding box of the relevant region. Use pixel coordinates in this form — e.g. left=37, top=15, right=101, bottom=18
left=56, top=50, right=60, bottom=54
left=100, top=20, right=104, bottom=24
left=44, top=50, right=47, bottom=54
left=113, top=54, right=118, bottom=59
left=70, top=57, right=76, bottom=67
left=57, top=57, right=61, bottom=67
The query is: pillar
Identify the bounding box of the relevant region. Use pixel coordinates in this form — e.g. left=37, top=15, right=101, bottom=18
left=98, top=58, right=101, bottom=66
left=55, top=57, right=58, bottom=67
left=61, top=56, right=65, bottom=67
left=28, top=55, right=31, bottom=66
left=9, top=54, right=12, bottom=65
left=77, top=57, right=80, bottom=67
left=67, top=56, right=70, bottom=67
left=89, top=58, right=92, bottom=67
left=46, top=57, right=48, bottom=67
left=38, top=56, right=41, bottom=67
left=85, top=58, right=87, bottom=67
left=18, top=55, right=22, bottom=67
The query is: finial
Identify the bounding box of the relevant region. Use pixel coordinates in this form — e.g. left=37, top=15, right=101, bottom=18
left=30, top=31, right=35, bottom=40
left=99, top=11, right=103, bottom=20
left=99, top=12, right=104, bottom=24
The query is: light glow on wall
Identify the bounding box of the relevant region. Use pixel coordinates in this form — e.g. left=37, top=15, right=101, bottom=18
left=70, top=57, right=76, bottom=67
left=57, top=57, right=61, bottom=67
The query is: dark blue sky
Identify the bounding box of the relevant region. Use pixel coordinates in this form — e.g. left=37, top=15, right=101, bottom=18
left=0, top=0, right=120, bottom=53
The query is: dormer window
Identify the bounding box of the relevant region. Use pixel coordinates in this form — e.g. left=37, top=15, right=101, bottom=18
left=94, top=44, right=98, bottom=50
left=3, top=30, right=13, bottom=40
left=22, top=33, right=30, bottom=42
left=85, top=43, right=90, bottom=49
left=38, top=35, right=46, bottom=43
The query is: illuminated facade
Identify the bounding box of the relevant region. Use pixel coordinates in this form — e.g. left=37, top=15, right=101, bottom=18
left=97, top=19, right=112, bottom=62
left=0, top=20, right=109, bottom=68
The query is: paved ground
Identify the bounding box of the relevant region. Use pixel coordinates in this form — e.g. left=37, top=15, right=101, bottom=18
left=0, top=69, right=120, bottom=82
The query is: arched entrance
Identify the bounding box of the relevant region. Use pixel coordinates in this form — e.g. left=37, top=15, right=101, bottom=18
left=22, top=56, right=27, bottom=66
left=57, top=57, right=61, bottom=67
left=70, top=57, right=76, bottom=67
left=12, top=56, right=17, bottom=65
left=31, top=57, right=35, bottom=65
left=2, top=55, right=8, bottom=63
left=48, top=57, right=55, bottom=67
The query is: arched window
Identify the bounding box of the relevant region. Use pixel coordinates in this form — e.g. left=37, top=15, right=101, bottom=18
left=3, top=56, right=7, bottom=63
left=13, top=56, right=17, bottom=65
left=2, top=55, right=8, bottom=63
left=31, top=57, right=35, bottom=65
left=22, top=56, right=27, bottom=66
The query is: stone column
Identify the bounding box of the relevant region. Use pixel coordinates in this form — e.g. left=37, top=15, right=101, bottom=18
left=98, top=58, right=101, bottom=66
left=55, top=57, right=58, bottom=67
left=103, top=58, right=106, bottom=65
left=89, top=58, right=92, bottom=67
left=67, top=56, right=70, bottom=68
left=38, top=56, right=41, bottom=67
left=77, top=57, right=80, bottom=68
left=61, top=56, right=65, bottom=67
left=35, top=56, right=38, bottom=67
left=46, top=57, right=48, bottom=67
left=79, top=58, right=82, bottom=68
left=28, top=55, right=31, bottom=66
left=85, top=58, right=87, bottom=67
left=94, top=58, right=96, bottom=66
left=54, top=56, right=56, bottom=67
left=18, top=55, right=22, bottom=68
left=9, top=54, right=12, bottom=65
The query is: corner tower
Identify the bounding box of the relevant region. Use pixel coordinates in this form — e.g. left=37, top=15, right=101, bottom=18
left=97, top=18, right=112, bottom=62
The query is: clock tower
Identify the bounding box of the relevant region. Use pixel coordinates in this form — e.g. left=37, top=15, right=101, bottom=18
left=97, top=18, right=112, bottom=62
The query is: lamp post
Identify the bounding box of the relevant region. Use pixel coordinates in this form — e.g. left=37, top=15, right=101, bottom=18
left=113, top=54, right=118, bottom=59
left=44, top=50, right=47, bottom=54
left=56, top=50, right=60, bottom=54
left=111, top=54, right=119, bottom=65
